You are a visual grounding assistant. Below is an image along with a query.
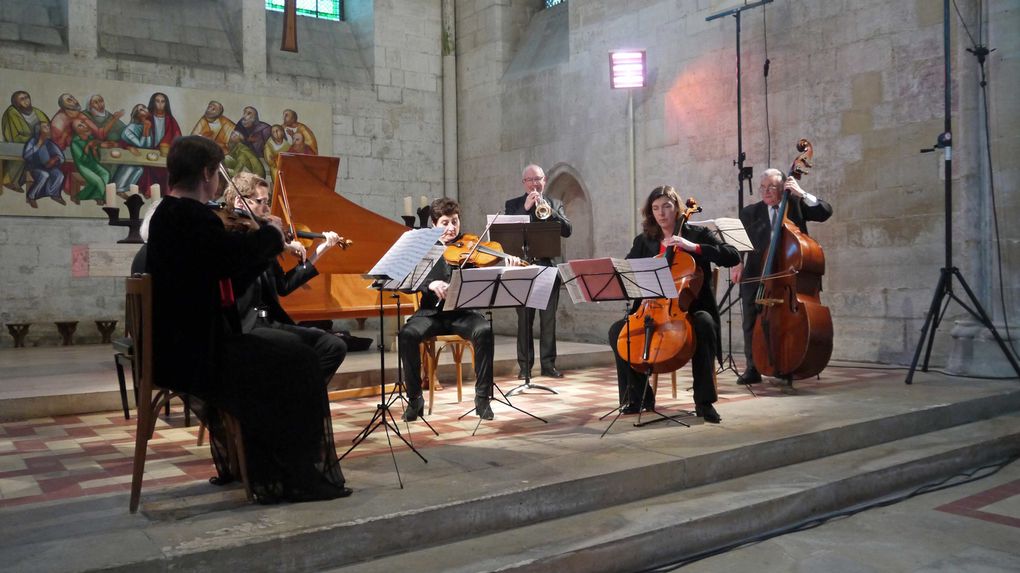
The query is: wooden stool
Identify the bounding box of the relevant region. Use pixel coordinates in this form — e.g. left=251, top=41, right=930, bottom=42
left=95, top=320, right=118, bottom=344
left=5, top=323, right=31, bottom=347
left=421, top=335, right=475, bottom=415
left=55, top=321, right=78, bottom=346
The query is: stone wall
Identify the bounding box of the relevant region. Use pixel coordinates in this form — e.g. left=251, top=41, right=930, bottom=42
left=0, top=0, right=444, bottom=347
left=456, top=0, right=1020, bottom=372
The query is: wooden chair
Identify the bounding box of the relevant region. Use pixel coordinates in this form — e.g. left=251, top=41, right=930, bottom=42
left=126, top=274, right=250, bottom=513
left=421, top=335, right=475, bottom=415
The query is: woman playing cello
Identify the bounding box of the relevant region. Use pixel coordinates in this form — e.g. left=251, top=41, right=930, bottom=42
left=607, top=185, right=740, bottom=423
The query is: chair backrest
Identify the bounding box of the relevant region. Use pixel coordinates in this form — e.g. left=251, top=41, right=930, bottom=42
left=124, top=274, right=153, bottom=396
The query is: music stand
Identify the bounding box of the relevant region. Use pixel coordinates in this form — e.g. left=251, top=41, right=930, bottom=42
left=445, top=264, right=558, bottom=434
left=491, top=221, right=563, bottom=395
left=339, top=227, right=444, bottom=484
left=557, top=257, right=689, bottom=437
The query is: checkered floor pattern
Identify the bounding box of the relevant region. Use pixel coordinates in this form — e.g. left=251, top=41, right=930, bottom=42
left=0, top=366, right=886, bottom=508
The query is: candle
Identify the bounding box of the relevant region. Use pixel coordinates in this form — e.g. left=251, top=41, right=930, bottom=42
left=129, top=184, right=140, bottom=196
left=105, top=183, right=117, bottom=207
left=420, top=195, right=428, bottom=208
left=403, top=196, right=413, bottom=216
left=149, top=184, right=161, bottom=200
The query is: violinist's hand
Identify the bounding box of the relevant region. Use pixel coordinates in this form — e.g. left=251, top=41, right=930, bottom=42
left=309, top=231, right=341, bottom=264
left=785, top=176, right=805, bottom=199
left=730, top=263, right=743, bottom=284
left=505, top=255, right=523, bottom=267
left=286, top=240, right=307, bottom=262
left=524, top=190, right=541, bottom=211
left=429, top=280, right=449, bottom=301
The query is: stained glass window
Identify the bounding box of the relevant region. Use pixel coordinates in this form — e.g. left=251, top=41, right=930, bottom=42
left=266, top=0, right=343, bottom=22
left=544, top=0, right=565, bottom=8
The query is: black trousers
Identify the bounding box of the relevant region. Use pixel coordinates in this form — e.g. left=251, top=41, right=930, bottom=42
left=398, top=310, right=494, bottom=400
left=252, top=322, right=347, bottom=387
left=739, top=283, right=759, bottom=375
left=516, top=275, right=560, bottom=373
left=608, top=310, right=719, bottom=408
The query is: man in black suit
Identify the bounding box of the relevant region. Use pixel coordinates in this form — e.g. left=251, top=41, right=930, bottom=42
left=732, top=168, right=833, bottom=384
left=504, top=164, right=572, bottom=379
left=398, top=197, right=507, bottom=421
left=228, top=172, right=348, bottom=386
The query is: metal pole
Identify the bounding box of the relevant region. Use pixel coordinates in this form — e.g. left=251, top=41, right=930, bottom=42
left=629, top=89, right=636, bottom=237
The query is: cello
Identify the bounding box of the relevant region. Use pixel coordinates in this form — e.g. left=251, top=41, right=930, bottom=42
left=751, top=139, right=833, bottom=380
left=615, top=197, right=704, bottom=374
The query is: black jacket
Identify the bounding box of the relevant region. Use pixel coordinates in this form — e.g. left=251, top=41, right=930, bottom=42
left=237, top=259, right=319, bottom=331
left=738, top=197, right=833, bottom=281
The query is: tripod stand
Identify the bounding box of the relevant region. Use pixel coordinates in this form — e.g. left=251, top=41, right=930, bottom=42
left=906, top=1, right=1019, bottom=383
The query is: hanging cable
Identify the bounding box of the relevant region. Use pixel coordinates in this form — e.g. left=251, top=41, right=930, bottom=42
left=762, top=5, right=772, bottom=167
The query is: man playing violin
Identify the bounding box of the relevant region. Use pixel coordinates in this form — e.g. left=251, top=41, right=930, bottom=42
left=398, top=197, right=515, bottom=421
left=607, top=185, right=740, bottom=423
left=225, top=171, right=348, bottom=387
left=731, top=169, right=832, bottom=385
left=504, top=164, right=572, bottom=380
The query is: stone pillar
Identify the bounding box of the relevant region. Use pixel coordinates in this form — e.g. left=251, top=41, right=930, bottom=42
left=239, top=0, right=267, bottom=76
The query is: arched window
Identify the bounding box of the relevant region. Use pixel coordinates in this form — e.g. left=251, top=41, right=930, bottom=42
left=544, top=0, right=566, bottom=8
left=545, top=164, right=593, bottom=262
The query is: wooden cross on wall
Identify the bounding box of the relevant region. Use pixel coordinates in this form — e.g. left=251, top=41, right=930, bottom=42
left=281, top=0, right=298, bottom=52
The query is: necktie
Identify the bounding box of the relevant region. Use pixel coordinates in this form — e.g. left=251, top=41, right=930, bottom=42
left=770, top=206, right=778, bottom=226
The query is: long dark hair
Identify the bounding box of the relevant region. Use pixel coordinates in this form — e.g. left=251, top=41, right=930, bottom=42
left=148, top=92, right=173, bottom=117
left=640, top=185, right=681, bottom=240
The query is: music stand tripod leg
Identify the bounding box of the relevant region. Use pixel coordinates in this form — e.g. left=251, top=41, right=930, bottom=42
left=634, top=366, right=691, bottom=428
left=506, top=316, right=558, bottom=396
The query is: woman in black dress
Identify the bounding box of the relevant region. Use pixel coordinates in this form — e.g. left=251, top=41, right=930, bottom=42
left=608, top=185, right=740, bottom=423
left=146, top=135, right=350, bottom=503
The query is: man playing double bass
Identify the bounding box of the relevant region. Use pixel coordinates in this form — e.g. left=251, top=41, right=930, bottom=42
left=731, top=168, right=833, bottom=385
left=607, top=185, right=740, bottom=423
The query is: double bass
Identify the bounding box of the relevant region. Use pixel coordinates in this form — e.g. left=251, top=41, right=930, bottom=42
left=615, top=198, right=704, bottom=374
left=751, top=139, right=833, bottom=380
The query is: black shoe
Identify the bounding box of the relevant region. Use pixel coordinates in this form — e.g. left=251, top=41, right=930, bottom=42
left=402, top=395, right=424, bottom=422
left=695, top=403, right=721, bottom=424
left=621, top=403, right=641, bottom=414
left=517, top=371, right=531, bottom=380
left=736, top=370, right=762, bottom=385
left=475, top=396, right=494, bottom=420
left=540, top=367, right=565, bottom=378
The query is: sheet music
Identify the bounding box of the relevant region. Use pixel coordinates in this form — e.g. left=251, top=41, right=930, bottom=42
left=618, top=257, right=678, bottom=299
left=689, top=217, right=754, bottom=252
left=365, top=226, right=445, bottom=280
left=446, top=265, right=557, bottom=310
left=488, top=214, right=530, bottom=225
left=557, top=258, right=620, bottom=303
left=378, top=244, right=445, bottom=291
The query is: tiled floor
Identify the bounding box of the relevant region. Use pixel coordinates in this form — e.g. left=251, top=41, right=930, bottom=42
left=0, top=365, right=885, bottom=507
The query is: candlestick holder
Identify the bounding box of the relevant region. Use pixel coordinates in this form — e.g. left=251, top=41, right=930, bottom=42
left=401, top=206, right=432, bottom=229
left=102, top=193, right=145, bottom=244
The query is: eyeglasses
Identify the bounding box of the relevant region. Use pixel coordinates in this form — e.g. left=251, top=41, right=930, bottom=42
left=523, top=176, right=545, bottom=184
left=246, top=197, right=271, bottom=206
left=759, top=184, right=781, bottom=192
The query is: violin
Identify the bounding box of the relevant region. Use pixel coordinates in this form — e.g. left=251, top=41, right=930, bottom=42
left=750, top=139, right=833, bottom=380
left=615, top=197, right=704, bottom=374
left=274, top=170, right=352, bottom=250
left=443, top=234, right=526, bottom=267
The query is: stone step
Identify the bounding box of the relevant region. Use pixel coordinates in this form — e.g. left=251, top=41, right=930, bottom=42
left=4, top=383, right=1016, bottom=572
left=332, top=413, right=1020, bottom=573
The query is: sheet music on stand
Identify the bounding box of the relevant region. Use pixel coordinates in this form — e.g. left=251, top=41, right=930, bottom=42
left=365, top=226, right=445, bottom=281
left=689, top=217, right=754, bottom=252
left=377, top=244, right=445, bottom=291
left=557, top=257, right=678, bottom=304
left=485, top=214, right=529, bottom=241
left=445, top=265, right=558, bottom=310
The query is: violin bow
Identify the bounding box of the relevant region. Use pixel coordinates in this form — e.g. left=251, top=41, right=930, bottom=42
left=457, top=209, right=504, bottom=269
left=218, top=164, right=260, bottom=224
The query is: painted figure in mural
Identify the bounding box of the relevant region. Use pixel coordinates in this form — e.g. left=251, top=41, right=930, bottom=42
left=21, top=122, right=65, bottom=208
left=282, top=109, right=318, bottom=155
left=224, top=130, right=266, bottom=178
left=69, top=118, right=114, bottom=204
left=235, top=106, right=272, bottom=157
left=190, top=100, right=236, bottom=153
left=84, top=94, right=126, bottom=143
left=263, top=124, right=290, bottom=182
left=51, top=93, right=117, bottom=203
left=113, top=104, right=156, bottom=196
left=141, top=92, right=182, bottom=195
left=2, top=90, right=51, bottom=192
left=288, top=131, right=315, bottom=156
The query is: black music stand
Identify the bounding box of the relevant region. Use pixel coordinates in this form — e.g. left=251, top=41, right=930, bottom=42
left=445, top=265, right=556, bottom=435
left=491, top=221, right=563, bottom=396
left=339, top=227, right=444, bottom=485
left=558, top=258, right=691, bottom=437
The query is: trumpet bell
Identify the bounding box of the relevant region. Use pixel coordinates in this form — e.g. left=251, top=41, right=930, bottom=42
left=535, top=197, right=553, bottom=220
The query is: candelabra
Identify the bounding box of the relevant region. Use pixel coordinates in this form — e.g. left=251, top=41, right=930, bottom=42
left=102, top=193, right=145, bottom=244
left=401, top=205, right=432, bottom=229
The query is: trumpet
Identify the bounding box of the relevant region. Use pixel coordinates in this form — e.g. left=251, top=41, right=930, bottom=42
left=535, top=196, right=553, bottom=220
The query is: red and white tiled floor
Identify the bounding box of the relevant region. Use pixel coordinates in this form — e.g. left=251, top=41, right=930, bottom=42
left=0, top=365, right=925, bottom=508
